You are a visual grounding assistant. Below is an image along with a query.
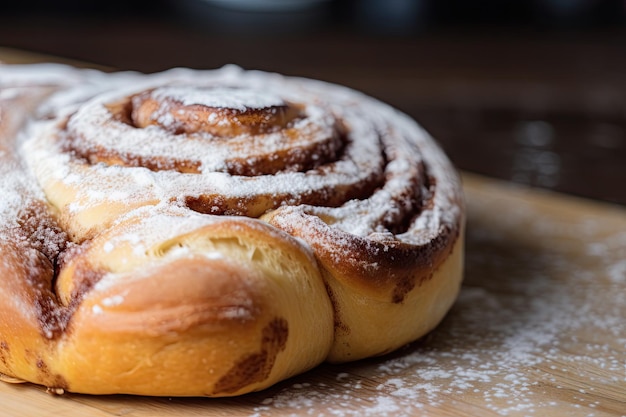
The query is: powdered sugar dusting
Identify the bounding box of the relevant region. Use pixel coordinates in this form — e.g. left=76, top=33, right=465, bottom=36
left=152, top=86, right=286, bottom=111
left=0, top=63, right=88, bottom=88
left=0, top=88, right=66, bottom=246
left=0, top=160, right=28, bottom=230
left=66, top=87, right=341, bottom=175
left=18, top=64, right=461, bottom=248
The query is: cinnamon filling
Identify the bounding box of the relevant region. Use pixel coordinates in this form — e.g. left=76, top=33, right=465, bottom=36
left=67, top=85, right=345, bottom=176
left=131, top=87, right=302, bottom=136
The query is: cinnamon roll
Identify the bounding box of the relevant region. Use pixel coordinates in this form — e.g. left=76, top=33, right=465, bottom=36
left=0, top=64, right=464, bottom=396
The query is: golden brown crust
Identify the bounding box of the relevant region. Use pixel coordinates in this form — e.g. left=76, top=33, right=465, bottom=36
left=0, top=64, right=464, bottom=396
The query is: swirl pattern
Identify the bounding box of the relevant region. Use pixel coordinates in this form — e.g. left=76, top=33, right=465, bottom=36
left=0, top=64, right=464, bottom=396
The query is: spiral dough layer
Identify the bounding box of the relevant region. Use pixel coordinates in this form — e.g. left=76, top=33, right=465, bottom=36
left=0, top=64, right=464, bottom=396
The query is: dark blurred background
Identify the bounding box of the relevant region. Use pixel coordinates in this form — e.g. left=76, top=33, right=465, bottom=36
left=1, top=0, right=625, bottom=205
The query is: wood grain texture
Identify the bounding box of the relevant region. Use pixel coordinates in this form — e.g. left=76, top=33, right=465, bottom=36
left=1, top=173, right=624, bottom=416
left=0, top=46, right=110, bottom=69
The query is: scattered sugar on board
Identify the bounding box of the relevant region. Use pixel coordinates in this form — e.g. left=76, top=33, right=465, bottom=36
left=247, top=200, right=626, bottom=417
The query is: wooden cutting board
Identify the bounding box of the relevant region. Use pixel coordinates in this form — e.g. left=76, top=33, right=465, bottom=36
left=1, top=51, right=625, bottom=416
